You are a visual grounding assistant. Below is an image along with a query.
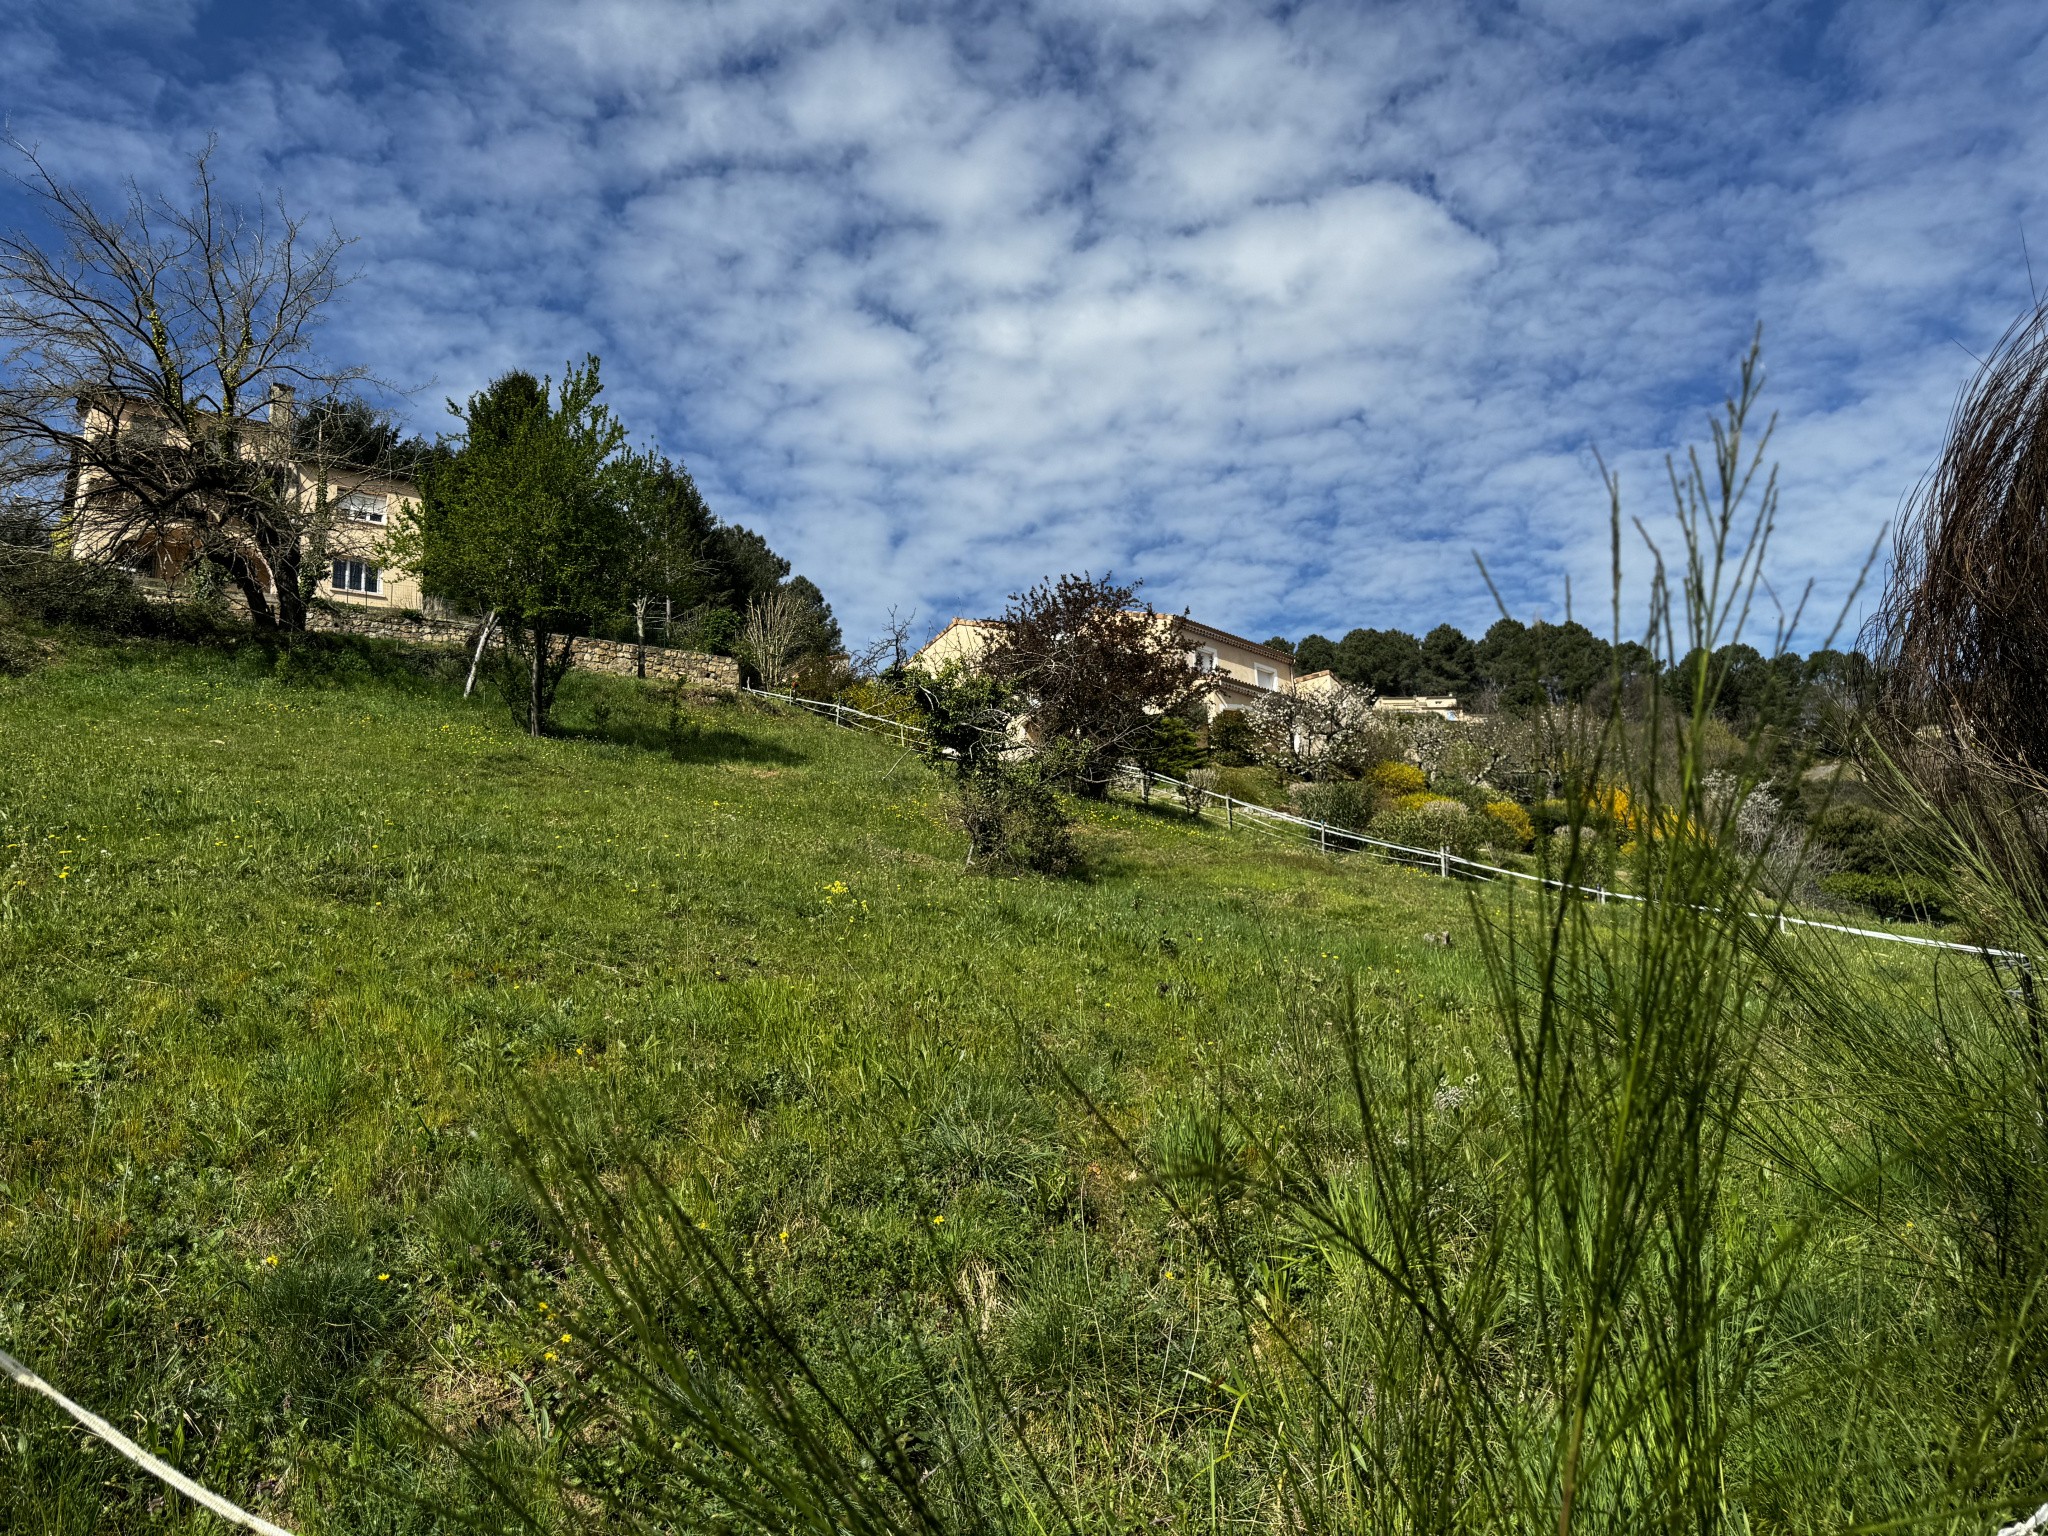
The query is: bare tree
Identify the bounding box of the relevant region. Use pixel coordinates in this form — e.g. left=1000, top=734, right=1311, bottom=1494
left=0, top=140, right=370, bottom=629
left=851, top=604, right=917, bottom=679
left=741, top=586, right=804, bottom=689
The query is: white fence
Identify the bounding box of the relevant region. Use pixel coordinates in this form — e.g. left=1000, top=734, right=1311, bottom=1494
left=739, top=686, right=2022, bottom=966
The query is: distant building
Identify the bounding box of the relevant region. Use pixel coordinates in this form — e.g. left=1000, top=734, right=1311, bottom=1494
left=913, top=614, right=1296, bottom=719
left=1294, top=668, right=1466, bottom=720
left=63, top=383, right=427, bottom=614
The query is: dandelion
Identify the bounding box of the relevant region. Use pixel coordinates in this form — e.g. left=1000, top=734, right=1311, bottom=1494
left=560, top=1333, right=571, bottom=1344
left=779, top=1229, right=789, bottom=1243
left=544, top=1351, right=558, bottom=1362
left=931, top=1215, right=945, bottom=1226
left=377, top=1273, right=390, bottom=1282
left=263, top=1254, right=279, bottom=1267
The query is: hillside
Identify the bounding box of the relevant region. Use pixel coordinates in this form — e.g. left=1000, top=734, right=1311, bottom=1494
left=0, top=637, right=1492, bottom=1532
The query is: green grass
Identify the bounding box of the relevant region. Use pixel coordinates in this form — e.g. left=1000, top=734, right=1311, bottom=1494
left=0, top=637, right=1497, bottom=1533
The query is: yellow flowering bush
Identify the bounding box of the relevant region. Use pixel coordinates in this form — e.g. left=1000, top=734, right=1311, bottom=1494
left=1482, top=799, right=1535, bottom=849
left=1395, top=790, right=1462, bottom=813
left=1368, top=760, right=1427, bottom=796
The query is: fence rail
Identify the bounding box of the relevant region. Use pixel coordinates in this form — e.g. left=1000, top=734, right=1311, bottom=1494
left=740, top=686, right=2022, bottom=965
left=2, top=1348, right=296, bottom=1535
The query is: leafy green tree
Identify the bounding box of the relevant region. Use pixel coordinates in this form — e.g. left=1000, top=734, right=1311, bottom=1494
left=1335, top=627, right=1422, bottom=695
left=1529, top=620, right=1612, bottom=703
left=707, top=524, right=790, bottom=611
left=407, top=359, right=635, bottom=735
left=784, top=575, right=842, bottom=660
left=622, top=453, right=717, bottom=656
left=1136, top=714, right=1206, bottom=781
left=1294, top=633, right=1339, bottom=674
left=1417, top=623, right=1477, bottom=697
left=1475, top=617, right=1543, bottom=711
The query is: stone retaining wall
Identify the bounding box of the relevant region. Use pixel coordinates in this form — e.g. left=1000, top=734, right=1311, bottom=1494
left=305, top=605, right=739, bottom=689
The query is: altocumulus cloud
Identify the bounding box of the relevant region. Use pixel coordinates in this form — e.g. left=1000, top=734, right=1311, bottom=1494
left=5, top=0, right=2047, bottom=646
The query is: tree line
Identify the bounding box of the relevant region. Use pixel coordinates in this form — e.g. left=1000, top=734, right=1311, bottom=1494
left=1268, top=617, right=1872, bottom=729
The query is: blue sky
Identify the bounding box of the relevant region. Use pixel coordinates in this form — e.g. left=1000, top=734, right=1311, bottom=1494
left=6, top=0, right=2044, bottom=652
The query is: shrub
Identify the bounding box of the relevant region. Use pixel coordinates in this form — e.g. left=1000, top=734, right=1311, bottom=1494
left=841, top=678, right=922, bottom=728
left=1812, top=803, right=1915, bottom=875
left=953, top=757, right=1079, bottom=876
left=1482, top=798, right=1535, bottom=849
left=0, top=542, right=151, bottom=632
left=0, top=623, right=43, bottom=675
left=1374, top=798, right=1487, bottom=859
left=1531, top=797, right=1573, bottom=835
left=1203, top=765, right=1289, bottom=809
left=1135, top=715, right=1206, bottom=780
left=1292, top=779, right=1378, bottom=832
left=788, top=651, right=854, bottom=701
left=1207, top=708, right=1256, bottom=765
left=1394, top=790, right=1461, bottom=813
left=1819, top=870, right=1954, bottom=924
left=1367, top=759, right=1426, bottom=795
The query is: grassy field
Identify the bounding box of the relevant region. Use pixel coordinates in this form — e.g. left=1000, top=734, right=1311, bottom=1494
left=1, top=636, right=1509, bottom=1532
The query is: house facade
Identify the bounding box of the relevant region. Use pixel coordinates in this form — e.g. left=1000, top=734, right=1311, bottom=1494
left=63, top=385, right=426, bottom=615
left=914, top=613, right=1297, bottom=718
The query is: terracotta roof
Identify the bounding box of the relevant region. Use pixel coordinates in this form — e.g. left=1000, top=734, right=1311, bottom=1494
left=1180, top=617, right=1293, bottom=663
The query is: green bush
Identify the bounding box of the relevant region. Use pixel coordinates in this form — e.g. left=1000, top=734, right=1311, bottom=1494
left=1203, top=764, right=1290, bottom=808
left=1819, top=870, right=1954, bottom=924
left=1135, top=715, right=1206, bottom=779
left=953, top=756, right=1079, bottom=875
left=1292, top=778, right=1378, bottom=832
left=1812, top=803, right=1911, bottom=874
left=1207, top=708, right=1257, bottom=765
left=1372, top=798, right=1488, bottom=859
left=0, top=542, right=151, bottom=632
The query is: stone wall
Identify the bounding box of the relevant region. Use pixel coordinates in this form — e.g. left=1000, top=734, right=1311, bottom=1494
left=304, top=605, right=739, bottom=689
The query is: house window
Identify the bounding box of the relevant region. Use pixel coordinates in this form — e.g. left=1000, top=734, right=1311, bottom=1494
left=1255, top=665, right=1278, bottom=691
left=1195, top=648, right=1219, bottom=673
left=340, top=492, right=387, bottom=525
left=332, top=558, right=381, bottom=594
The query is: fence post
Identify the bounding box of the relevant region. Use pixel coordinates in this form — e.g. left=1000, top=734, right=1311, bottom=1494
left=1439, top=844, right=1450, bottom=879
left=1226, top=794, right=1234, bottom=829
left=1142, top=772, right=1150, bottom=803
left=1319, top=822, right=1327, bottom=853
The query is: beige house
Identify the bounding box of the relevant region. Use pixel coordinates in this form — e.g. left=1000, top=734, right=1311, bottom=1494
left=310, top=476, right=427, bottom=611
left=914, top=613, right=1297, bottom=719
left=1295, top=668, right=1467, bottom=721
left=63, top=385, right=425, bottom=615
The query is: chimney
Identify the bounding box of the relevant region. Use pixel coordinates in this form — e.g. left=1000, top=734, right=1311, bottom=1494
left=268, top=381, right=296, bottom=427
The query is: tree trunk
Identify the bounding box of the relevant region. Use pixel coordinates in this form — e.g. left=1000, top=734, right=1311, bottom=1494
left=465, top=610, right=497, bottom=698
left=214, top=549, right=276, bottom=628
left=634, top=595, right=647, bottom=679
left=529, top=620, right=547, bottom=736
left=271, top=544, right=308, bottom=632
